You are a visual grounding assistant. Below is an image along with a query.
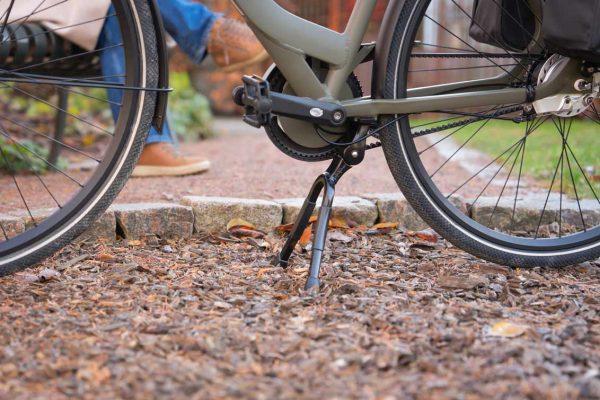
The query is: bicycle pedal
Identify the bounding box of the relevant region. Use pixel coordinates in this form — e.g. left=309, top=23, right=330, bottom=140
left=233, top=75, right=273, bottom=128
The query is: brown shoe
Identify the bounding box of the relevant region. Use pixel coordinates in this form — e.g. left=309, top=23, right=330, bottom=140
left=132, top=143, right=211, bottom=177
left=208, top=17, right=268, bottom=72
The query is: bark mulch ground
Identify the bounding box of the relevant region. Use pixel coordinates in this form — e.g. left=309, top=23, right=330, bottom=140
left=1, top=231, right=599, bottom=399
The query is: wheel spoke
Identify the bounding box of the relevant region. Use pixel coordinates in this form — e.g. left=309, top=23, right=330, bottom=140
left=0, top=114, right=101, bottom=163
left=565, top=141, right=600, bottom=205
left=0, top=142, right=37, bottom=227
left=0, top=81, right=115, bottom=137
left=8, top=43, right=123, bottom=74
left=510, top=124, right=528, bottom=229
left=0, top=0, right=15, bottom=42
left=448, top=0, right=533, bottom=72
left=489, top=139, right=525, bottom=224
left=0, top=122, right=62, bottom=209
left=423, top=14, right=524, bottom=84
left=430, top=118, right=492, bottom=178
left=0, top=129, right=84, bottom=187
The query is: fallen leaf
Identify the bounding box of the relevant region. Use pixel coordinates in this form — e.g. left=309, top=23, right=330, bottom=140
left=329, top=217, right=349, bottom=229
left=487, top=321, right=528, bottom=338
left=227, top=218, right=256, bottom=231
left=97, top=253, right=117, bottom=262
left=409, top=228, right=440, bottom=243
left=275, top=223, right=295, bottom=233
left=373, top=222, right=399, bottom=230
left=368, top=222, right=399, bottom=235
left=229, top=227, right=265, bottom=239
left=246, top=238, right=271, bottom=249
left=299, top=226, right=312, bottom=247
left=438, top=274, right=488, bottom=290
left=38, top=268, right=60, bottom=282
left=328, top=230, right=354, bottom=244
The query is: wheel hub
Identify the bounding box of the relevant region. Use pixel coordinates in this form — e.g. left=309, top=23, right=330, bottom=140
left=533, top=55, right=600, bottom=117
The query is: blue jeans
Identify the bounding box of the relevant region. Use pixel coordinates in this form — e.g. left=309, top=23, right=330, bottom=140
left=98, top=0, right=219, bottom=144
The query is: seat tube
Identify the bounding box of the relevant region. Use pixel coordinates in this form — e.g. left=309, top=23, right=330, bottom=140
left=326, top=0, right=377, bottom=98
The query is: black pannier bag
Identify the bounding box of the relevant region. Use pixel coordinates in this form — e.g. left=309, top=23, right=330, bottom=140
left=469, top=0, right=537, bottom=51
left=542, top=0, right=600, bottom=63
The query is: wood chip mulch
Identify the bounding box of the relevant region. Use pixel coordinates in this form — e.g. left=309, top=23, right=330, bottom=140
left=0, top=231, right=599, bottom=399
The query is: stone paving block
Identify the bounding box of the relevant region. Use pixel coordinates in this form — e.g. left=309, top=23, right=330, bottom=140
left=181, top=197, right=283, bottom=233
left=77, top=210, right=117, bottom=243
left=362, top=193, right=428, bottom=231
left=470, top=194, right=600, bottom=232
left=363, top=193, right=467, bottom=231
left=111, top=203, right=194, bottom=240
left=8, top=208, right=117, bottom=242
left=277, top=196, right=378, bottom=226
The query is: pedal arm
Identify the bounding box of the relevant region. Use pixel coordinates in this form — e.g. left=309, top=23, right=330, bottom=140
left=233, top=75, right=347, bottom=129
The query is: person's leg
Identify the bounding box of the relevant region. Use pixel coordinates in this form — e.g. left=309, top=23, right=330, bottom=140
left=158, top=0, right=267, bottom=71
left=97, top=6, right=174, bottom=145
left=156, top=0, right=219, bottom=65
left=96, top=1, right=266, bottom=177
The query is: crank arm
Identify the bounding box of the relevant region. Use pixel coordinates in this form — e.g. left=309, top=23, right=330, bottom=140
left=233, top=75, right=347, bottom=128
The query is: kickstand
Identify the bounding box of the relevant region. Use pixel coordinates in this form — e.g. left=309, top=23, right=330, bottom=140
left=274, top=132, right=367, bottom=292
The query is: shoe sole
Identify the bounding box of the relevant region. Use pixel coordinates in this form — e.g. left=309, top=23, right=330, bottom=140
left=218, top=50, right=270, bottom=73
left=131, top=160, right=211, bottom=178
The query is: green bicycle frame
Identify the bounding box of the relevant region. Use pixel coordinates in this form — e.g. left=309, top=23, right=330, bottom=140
left=231, top=0, right=562, bottom=118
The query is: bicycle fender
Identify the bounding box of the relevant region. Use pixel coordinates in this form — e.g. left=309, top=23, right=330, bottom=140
left=149, top=0, right=169, bottom=132
left=372, top=0, right=407, bottom=99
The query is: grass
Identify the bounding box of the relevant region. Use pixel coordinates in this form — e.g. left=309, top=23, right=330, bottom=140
left=415, top=117, right=599, bottom=199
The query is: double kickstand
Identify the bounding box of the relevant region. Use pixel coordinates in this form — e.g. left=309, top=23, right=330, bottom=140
left=274, top=143, right=365, bottom=292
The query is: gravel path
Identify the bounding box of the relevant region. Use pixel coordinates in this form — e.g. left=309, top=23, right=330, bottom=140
left=0, top=118, right=534, bottom=213
left=117, top=119, right=401, bottom=202
left=1, top=231, right=598, bottom=399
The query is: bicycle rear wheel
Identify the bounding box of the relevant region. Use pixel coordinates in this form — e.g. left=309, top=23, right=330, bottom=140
left=0, top=0, right=158, bottom=275
left=381, top=0, right=600, bottom=267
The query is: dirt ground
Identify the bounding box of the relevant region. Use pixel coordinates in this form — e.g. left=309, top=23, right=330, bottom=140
left=1, top=230, right=598, bottom=399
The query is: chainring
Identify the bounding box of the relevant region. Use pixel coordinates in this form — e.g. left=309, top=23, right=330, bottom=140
left=264, top=63, right=363, bottom=162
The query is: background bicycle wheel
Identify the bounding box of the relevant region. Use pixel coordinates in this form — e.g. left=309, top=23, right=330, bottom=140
left=0, top=0, right=159, bottom=275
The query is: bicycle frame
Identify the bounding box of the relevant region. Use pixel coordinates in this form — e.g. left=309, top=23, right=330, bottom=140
left=231, top=0, right=564, bottom=118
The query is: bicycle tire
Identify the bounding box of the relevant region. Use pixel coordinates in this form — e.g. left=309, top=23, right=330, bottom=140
left=0, top=0, right=159, bottom=275
left=380, top=0, right=600, bottom=268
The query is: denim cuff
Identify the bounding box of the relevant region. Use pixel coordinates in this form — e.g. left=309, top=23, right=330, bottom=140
left=186, top=13, right=222, bottom=65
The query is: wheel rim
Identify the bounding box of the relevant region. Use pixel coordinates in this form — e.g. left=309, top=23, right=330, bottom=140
left=392, top=0, right=600, bottom=253
left=0, top=0, right=146, bottom=263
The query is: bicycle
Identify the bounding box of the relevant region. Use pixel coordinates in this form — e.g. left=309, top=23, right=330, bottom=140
left=0, top=1, right=599, bottom=291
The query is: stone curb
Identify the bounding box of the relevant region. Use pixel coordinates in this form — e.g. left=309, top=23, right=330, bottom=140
left=3, top=194, right=599, bottom=242
left=277, top=197, right=378, bottom=227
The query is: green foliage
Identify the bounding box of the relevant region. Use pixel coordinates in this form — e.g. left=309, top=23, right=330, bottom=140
left=168, top=72, right=215, bottom=142
left=0, top=137, right=68, bottom=174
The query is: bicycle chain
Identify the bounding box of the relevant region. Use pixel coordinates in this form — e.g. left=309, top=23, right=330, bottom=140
left=410, top=52, right=540, bottom=59
left=358, top=49, right=538, bottom=152
left=364, top=105, right=525, bottom=151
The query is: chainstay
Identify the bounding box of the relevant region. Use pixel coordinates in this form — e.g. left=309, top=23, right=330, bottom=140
left=410, top=52, right=542, bottom=59
left=365, top=105, right=524, bottom=151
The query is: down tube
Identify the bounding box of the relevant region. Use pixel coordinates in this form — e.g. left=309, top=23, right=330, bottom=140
left=232, top=0, right=377, bottom=100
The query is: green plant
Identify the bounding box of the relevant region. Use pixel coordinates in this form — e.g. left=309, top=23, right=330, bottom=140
left=168, top=72, right=215, bottom=142
left=0, top=138, right=68, bottom=174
